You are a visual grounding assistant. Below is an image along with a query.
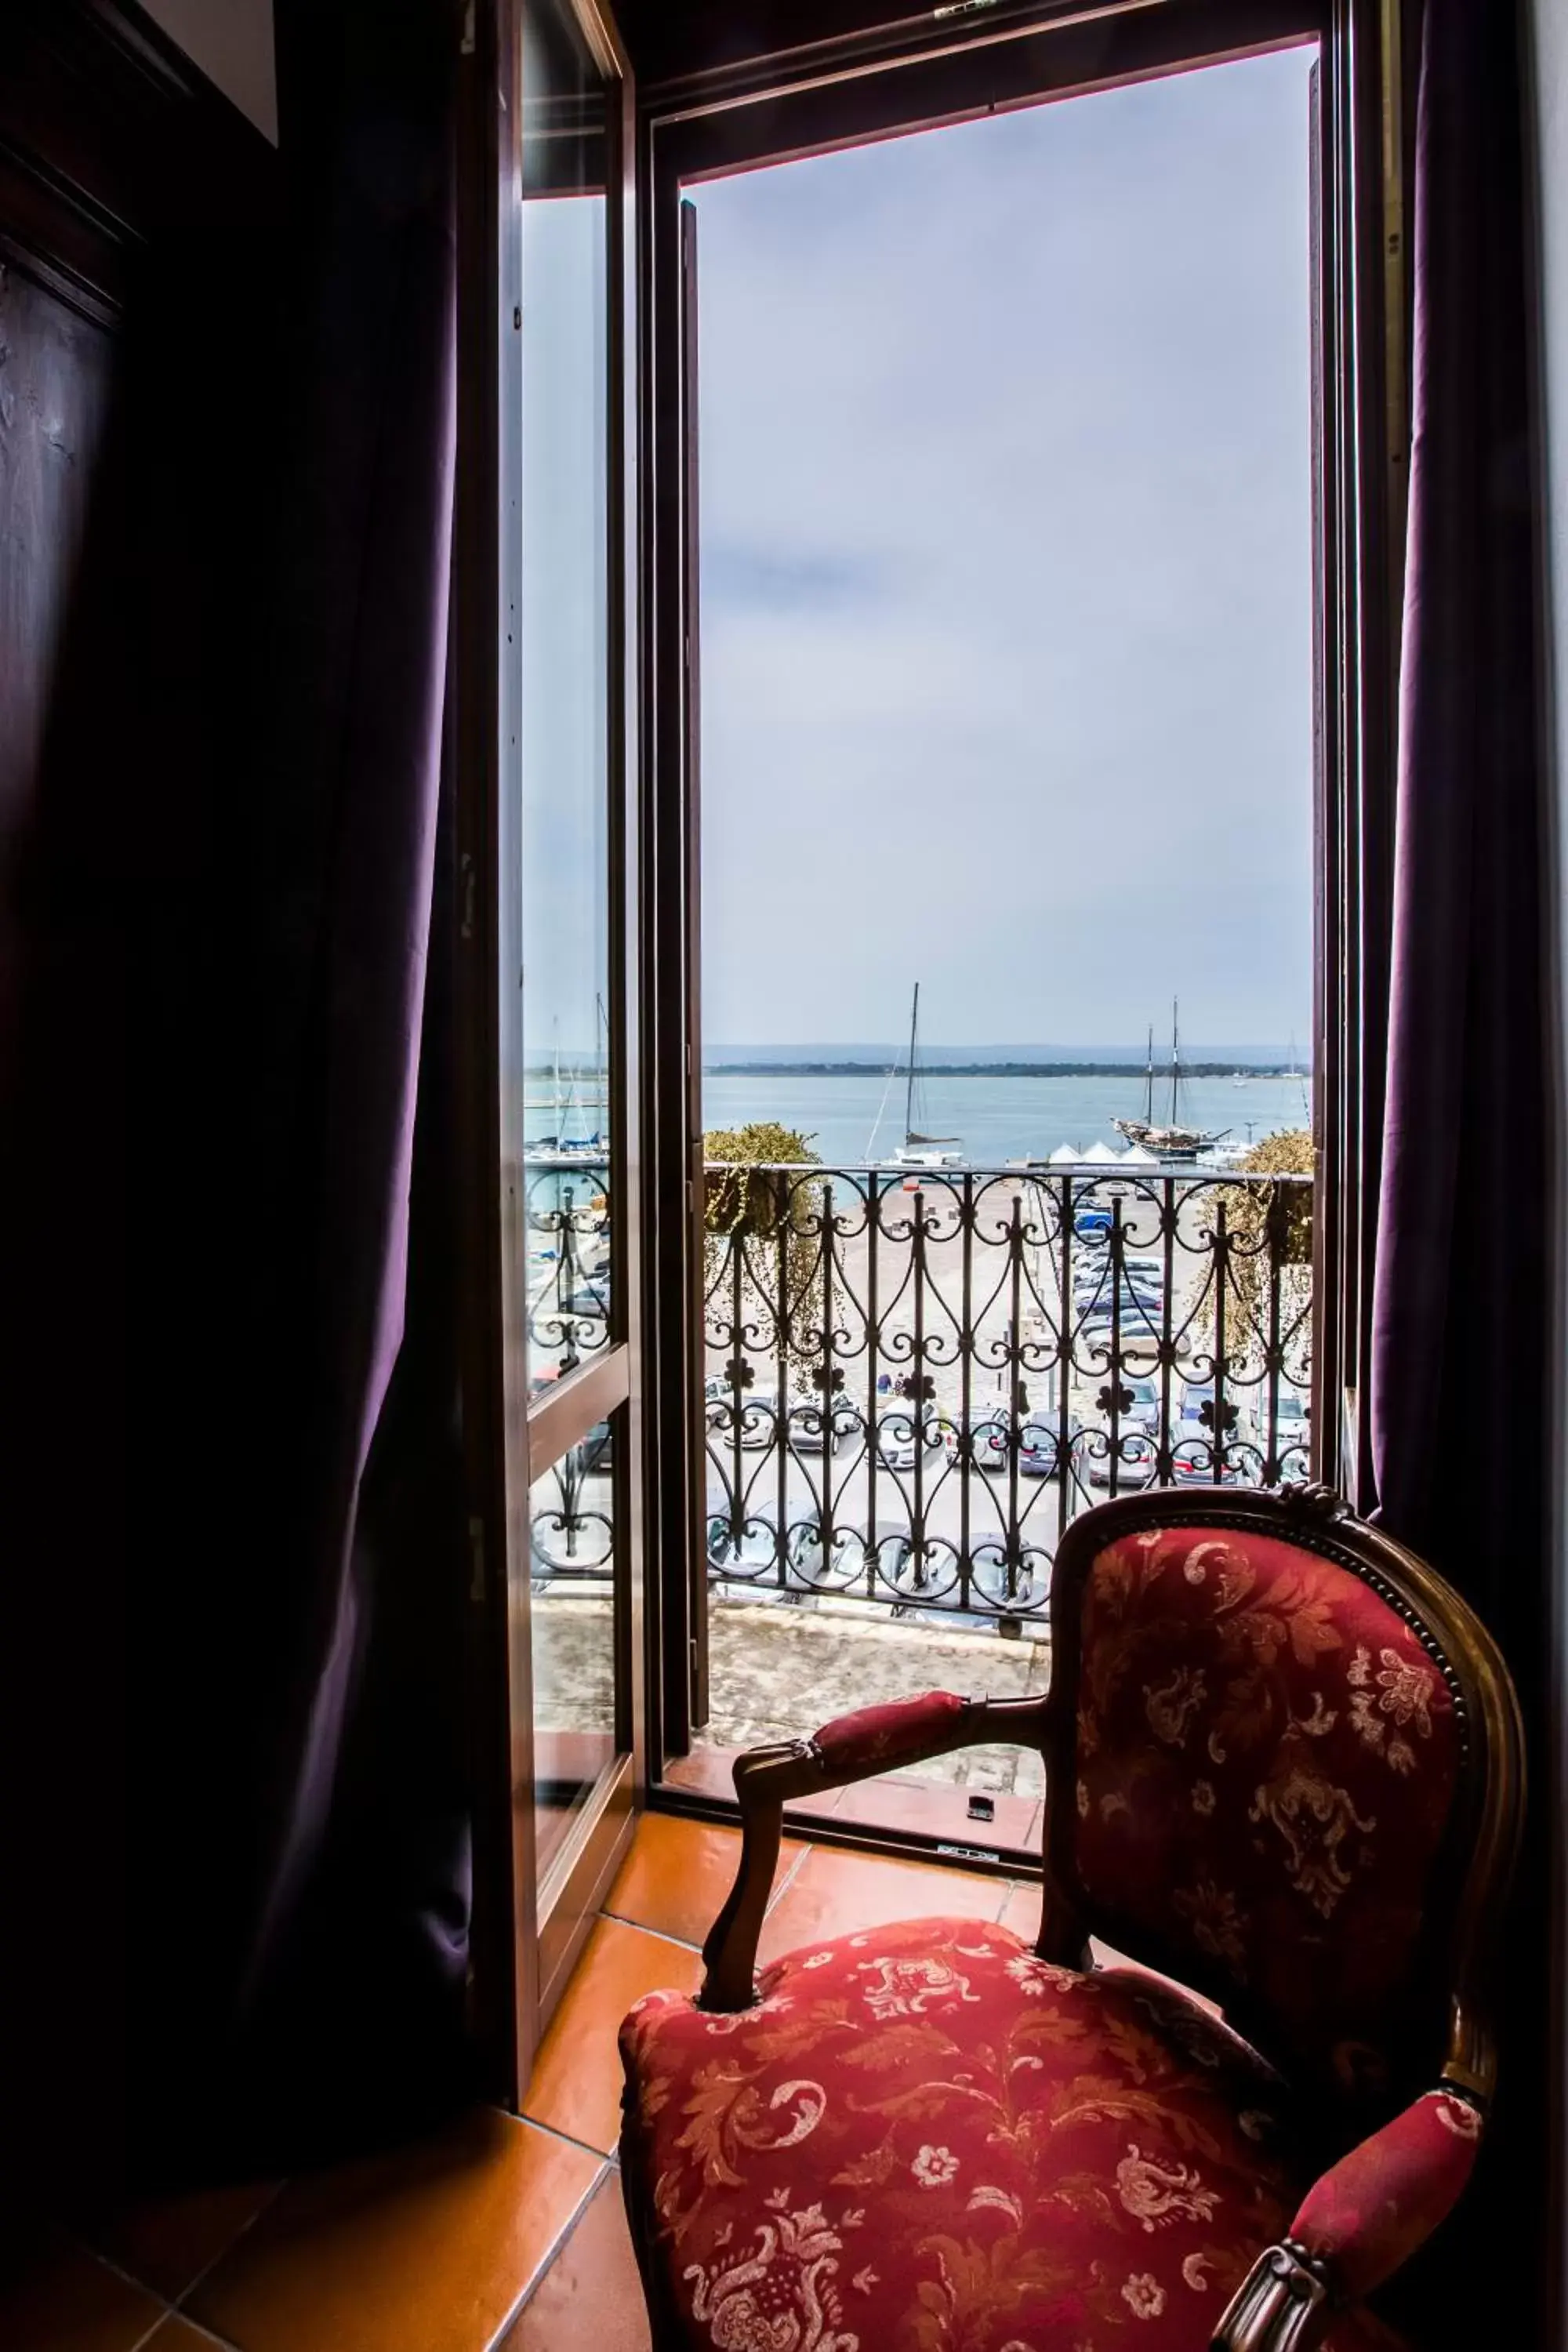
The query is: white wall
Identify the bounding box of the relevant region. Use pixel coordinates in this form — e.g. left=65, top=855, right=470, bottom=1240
left=1527, top=0, right=1568, bottom=2343
left=138, top=0, right=278, bottom=144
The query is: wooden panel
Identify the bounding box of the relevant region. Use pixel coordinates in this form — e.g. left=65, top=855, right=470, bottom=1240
left=0, top=261, right=114, bottom=849
left=0, top=0, right=279, bottom=864
left=0, top=0, right=276, bottom=249
left=528, top=1345, right=631, bottom=1483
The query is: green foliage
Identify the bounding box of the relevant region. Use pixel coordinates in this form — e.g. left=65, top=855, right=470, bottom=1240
left=1214, top=1127, right=1315, bottom=1340
left=702, top=1120, right=821, bottom=1236
left=702, top=1122, right=824, bottom=1370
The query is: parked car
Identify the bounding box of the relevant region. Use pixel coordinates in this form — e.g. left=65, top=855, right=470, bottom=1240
left=1170, top=1416, right=1240, bottom=1483
left=735, top=1389, right=782, bottom=1449
left=1079, top=1289, right=1163, bottom=1334
left=874, top=1403, right=954, bottom=1473
left=1178, top=1378, right=1240, bottom=1433
left=1272, top=1387, right=1311, bottom=1443
left=1089, top=1428, right=1156, bottom=1488
left=1073, top=1250, right=1160, bottom=1290
left=1019, top=1415, right=1085, bottom=1477
left=706, top=1513, right=782, bottom=1573
left=786, top=1396, right=862, bottom=1452
left=959, top=1406, right=1014, bottom=1471
left=790, top=1519, right=911, bottom=1592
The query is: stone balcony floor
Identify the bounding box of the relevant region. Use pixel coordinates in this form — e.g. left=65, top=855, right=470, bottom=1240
left=532, top=1583, right=1051, bottom=1853
left=695, top=1595, right=1051, bottom=1795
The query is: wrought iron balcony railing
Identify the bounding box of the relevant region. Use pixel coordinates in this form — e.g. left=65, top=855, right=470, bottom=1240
left=700, top=1161, right=1312, bottom=1625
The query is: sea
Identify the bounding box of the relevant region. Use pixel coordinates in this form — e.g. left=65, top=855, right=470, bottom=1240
left=701, top=1069, right=1310, bottom=1167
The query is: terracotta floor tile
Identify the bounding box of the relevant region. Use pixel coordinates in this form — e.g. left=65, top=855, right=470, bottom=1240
left=499, top=2171, right=651, bottom=2351
left=757, top=1843, right=1008, bottom=1965
left=782, top=1783, right=845, bottom=1820
left=996, top=1878, right=1044, bottom=1942
left=604, top=1812, right=804, bottom=1947
left=187, top=2109, right=599, bottom=2352
left=832, top=1777, right=1040, bottom=1853
left=0, top=2237, right=167, bottom=2351
left=523, top=1918, right=703, bottom=2156
left=659, top=1746, right=739, bottom=1802
left=82, top=2181, right=276, bottom=2303
left=661, top=1746, right=852, bottom=1821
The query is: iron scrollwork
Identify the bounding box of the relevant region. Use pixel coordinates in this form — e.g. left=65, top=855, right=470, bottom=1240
left=702, top=1162, right=1313, bottom=1624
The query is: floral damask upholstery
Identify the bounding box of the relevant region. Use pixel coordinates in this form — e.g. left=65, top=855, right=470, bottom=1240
left=619, top=1915, right=1406, bottom=2352
left=1072, top=1526, right=1460, bottom=2104
left=620, top=1494, right=1519, bottom=2350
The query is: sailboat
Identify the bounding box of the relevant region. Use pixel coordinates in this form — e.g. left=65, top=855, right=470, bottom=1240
left=524, top=999, right=612, bottom=1163
left=880, top=984, right=963, bottom=1169
left=1112, top=1002, right=1230, bottom=1163
left=1284, top=1031, right=1310, bottom=1120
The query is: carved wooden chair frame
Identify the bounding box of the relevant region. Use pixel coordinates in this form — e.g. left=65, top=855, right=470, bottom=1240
left=688, top=1483, right=1525, bottom=2352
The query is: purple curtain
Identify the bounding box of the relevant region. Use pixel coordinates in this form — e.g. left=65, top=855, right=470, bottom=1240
left=174, top=0, right=468, bottom=2169
left=1370, top=0, right=1549, bottom=2331
left=0, top=0, right=467, bottom=2195
left=1371, top=0, right=1545, bottom=1610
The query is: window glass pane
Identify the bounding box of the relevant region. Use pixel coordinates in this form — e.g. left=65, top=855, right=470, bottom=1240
left=529, top=1414, right=619, bottom=1879
left=520, top=0, right=610, bottom=1398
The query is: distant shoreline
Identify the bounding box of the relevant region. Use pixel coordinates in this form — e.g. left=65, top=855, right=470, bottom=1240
left=704, top=1060, right=1297, bottom=1080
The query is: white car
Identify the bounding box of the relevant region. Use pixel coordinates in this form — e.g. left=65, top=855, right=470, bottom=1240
left=874, top=1404, right=954, bottom=1472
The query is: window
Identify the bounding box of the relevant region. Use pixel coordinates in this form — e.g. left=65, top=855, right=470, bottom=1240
left=638, top=0, right=1399, bottom=1854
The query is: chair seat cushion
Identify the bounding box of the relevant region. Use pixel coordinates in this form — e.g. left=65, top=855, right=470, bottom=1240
left=619, top=1915, right=1405, bottom=2350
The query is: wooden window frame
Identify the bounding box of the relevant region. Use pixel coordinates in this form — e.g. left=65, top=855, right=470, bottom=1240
left=454, top=0, right=646, bottom=2107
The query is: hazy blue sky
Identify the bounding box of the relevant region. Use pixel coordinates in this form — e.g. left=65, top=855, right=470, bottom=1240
left=695, top=46, right=1318, bottom=1053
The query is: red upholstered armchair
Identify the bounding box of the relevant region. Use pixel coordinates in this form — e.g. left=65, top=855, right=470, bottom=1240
left=619, top=1485, right=1523, bottom=2351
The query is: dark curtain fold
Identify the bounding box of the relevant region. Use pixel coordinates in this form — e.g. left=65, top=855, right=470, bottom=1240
left=0, top=0, right=469, bottom=2197
left=172, top=0, right=470, bottom=2171
left=201, top=0, right=470, bottom=2165
left=1369, top=0, right=1550, bottom=2333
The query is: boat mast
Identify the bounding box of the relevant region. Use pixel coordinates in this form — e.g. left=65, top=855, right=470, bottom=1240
left=1169, top=998, right=1180, bottom=1125
left=1144, top=1025, right=1154, bottom=1124
left=905, top=982, right=920, bottom=1145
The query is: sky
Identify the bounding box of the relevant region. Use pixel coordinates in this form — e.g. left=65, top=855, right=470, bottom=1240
left=694, top=45, right=1319, bottom=1054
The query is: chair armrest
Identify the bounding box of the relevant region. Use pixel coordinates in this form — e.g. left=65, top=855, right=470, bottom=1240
left=695, top=1687, right=1050, bottom=2013
left=1212, top=2087, right=1484, bottom=2351
left=813, top=1689, right=973, bottom=1772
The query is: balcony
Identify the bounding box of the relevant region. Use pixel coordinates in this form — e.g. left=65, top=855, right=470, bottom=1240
left=700, top=1160, right=1313, bottom=1625
left=525, top=1156, right=1312, bottom=1807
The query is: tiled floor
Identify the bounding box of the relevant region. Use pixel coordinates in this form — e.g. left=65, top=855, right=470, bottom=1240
left=7, top=1812, right=1041, bottom=2350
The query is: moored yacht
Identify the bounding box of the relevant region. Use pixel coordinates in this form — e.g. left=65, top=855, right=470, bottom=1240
left=1112, top=1003, right=1230, bottom=1163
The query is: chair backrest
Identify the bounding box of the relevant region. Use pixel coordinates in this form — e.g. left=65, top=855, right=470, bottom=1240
left=1045, top=1486, right=1523, bottom=2122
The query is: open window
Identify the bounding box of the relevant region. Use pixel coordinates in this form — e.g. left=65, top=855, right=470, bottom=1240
left=637, top=0, right=1404, bottom=1857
